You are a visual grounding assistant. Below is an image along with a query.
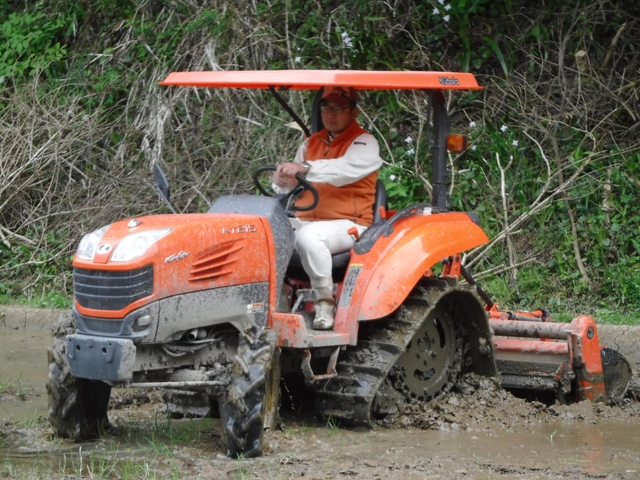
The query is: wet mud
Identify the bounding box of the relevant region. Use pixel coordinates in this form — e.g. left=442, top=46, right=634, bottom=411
left=2, top=314, right=640, bottom=479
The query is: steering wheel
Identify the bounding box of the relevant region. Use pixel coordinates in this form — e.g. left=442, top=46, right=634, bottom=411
left=252, top=165, right=319, bottom=212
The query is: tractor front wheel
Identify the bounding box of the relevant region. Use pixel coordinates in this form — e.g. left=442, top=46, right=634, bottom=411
left=220, top=325, right=280, bottom=458
left=46, top=312, right=112, bottom=440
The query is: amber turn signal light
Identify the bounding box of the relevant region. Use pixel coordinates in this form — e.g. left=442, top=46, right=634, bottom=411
left=446, top=134, right=468, bottom=152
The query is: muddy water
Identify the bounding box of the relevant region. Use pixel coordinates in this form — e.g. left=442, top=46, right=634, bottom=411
left=0, top=325, right=50, bottom=419
left=275, top=423, right=640, bottom=479
left=2, top=325, right=640, bottom=479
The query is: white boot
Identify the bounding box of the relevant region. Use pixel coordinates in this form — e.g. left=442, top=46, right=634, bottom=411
left=312, top=287, right=334, bottom=330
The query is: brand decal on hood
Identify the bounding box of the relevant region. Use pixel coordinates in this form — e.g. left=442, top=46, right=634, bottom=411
left=166, top=251, right=190, bottom=263
left=223, top=225, right=258, bottom=234
left=96, top=244, right=112, bottom=254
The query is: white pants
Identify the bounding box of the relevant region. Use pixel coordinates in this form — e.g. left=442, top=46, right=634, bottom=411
left=289, top=218, right=367, bottom=289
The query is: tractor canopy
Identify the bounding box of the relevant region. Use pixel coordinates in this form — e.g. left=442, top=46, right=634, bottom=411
left=159, top=69, right=481, bottom=211
left=159, top=69, right=483, bottom=91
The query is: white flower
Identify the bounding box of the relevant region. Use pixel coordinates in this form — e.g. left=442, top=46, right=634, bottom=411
left=433, top=7, right=439, bottom=15
left=406, top=148, right=415, bottom=155
left=500, top=124, right=508, bottom=132
left=341, top=32, right=354, bottom=49
left=340, top=31, right=354, bottom=48
left=444, top=4, right=452, bottom=10
left=471, top=145, right=477, bottom=151
left=469, top=121, right=476, bottom=128
left=404, top=136, right=413, bottom=144
left=512, top=140, right=519, bottom=146
left=443, top=14, right=450, bottom=22
left=438, top=0, right=445, bottom=4
left=389, top=174, right=397, bottom=181
left=294, top=56, right=301, bottom=63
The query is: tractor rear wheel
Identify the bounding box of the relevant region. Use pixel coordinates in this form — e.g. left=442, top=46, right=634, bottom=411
left=317, top=280, right=489, bottom=425
left=220, top=325, right=279, bottom=458
left=392, top=300, right=463, bottom=402
left=46, top=312, right=112, bottom=440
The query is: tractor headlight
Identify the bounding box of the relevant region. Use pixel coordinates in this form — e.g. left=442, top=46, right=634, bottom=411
left=77, top=225, right=111, bottom=260
left=110, top=229, right=172, bottom=262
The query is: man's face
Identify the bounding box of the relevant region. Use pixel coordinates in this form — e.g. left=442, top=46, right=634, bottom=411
left=320, top=101, right=358, bottom=135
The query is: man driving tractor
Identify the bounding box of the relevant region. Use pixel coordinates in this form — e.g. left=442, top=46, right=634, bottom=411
left=272, top=86, right=383, bottom=330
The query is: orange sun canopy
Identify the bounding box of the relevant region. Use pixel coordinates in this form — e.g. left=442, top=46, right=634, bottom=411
left=159, top=70, right=482, bottom=91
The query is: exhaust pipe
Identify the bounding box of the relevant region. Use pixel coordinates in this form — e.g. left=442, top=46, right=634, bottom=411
left=186, top=328, right=207, bottom=341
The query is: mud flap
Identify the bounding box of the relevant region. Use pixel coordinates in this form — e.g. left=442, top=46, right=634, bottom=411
left=601, top=347, right=632, bottom=405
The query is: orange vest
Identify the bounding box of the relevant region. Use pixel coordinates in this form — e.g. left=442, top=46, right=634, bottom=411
left=296, top=121, right=378, bottom=226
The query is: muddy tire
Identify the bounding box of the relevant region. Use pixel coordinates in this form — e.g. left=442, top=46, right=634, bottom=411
left=391, top=299, right=463, bottom=402
left=46, top=312, right=112, bottom=440
left=220, top=325, right=279, bottom=458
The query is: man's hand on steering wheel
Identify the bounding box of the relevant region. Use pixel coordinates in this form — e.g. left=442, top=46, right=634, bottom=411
left=274, top=162, right=307, bottom=186
left=252, top=165, right=319, bottom=213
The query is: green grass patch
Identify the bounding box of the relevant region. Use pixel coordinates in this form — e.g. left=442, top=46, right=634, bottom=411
left=0, top=374, right=24, bottom=397
left=0, top=291, right=72, bottom=309
left=116, top=413, right=211, bottom=452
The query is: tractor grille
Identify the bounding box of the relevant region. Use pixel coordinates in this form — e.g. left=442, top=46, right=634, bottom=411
left=74, top=265, right=154, bottom=311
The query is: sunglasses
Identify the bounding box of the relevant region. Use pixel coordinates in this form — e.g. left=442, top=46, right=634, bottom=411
left=320, top=104, right=352, bottom=114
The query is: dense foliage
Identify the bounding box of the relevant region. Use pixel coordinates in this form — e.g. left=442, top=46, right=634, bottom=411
left=0, top=0, right=638, bottom=320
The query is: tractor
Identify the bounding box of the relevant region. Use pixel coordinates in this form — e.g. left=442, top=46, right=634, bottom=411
left=46, top=70, right=631, bottom=458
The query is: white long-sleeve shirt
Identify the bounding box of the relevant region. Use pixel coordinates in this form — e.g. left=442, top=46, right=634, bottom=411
left=274, top=132, right=383, bottom=193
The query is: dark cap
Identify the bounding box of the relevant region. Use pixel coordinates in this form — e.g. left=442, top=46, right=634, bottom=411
left=320, top=86, right=357, bottom=106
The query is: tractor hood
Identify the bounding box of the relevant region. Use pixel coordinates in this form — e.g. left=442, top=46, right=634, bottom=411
left=73, top=212, right=275, bottom=318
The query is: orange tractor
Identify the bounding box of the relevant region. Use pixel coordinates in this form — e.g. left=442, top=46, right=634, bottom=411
left=47, top=70, right=631, bottom=458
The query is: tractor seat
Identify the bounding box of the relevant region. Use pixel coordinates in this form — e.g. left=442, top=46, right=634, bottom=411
left=288, top=180, right=387, bottom=271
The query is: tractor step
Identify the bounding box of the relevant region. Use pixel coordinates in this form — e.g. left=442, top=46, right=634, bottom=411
left=272, top=312, right=350, bottom=348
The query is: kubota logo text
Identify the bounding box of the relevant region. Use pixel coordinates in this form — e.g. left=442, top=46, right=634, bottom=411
left=439, top=76, right=459, bottom=85
left=165, top=251, right=190, bottom=263
left=222, top=225, right=258, bottom=234
left=96, top=244, right=112, bottom=254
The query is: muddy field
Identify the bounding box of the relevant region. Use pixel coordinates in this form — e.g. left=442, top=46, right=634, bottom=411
left=2, top=311, right=640, bottom=479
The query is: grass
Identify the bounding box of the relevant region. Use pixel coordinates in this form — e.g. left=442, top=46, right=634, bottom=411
left=283, top=421, right=310, bottom=436
left=121, top=459, right=159, bottom=479
left=119, top=412, right=209, bottom=446
left=592, top=308, right=640, bottom=325
left=15, top=409, right=44, bottom=429
left=229, top=464, right=257, bottom=480
left=0, top=375, right=15, bottom=394
left=0, top=375, right=25, bottom=398
left=477, top=265, right=640, bottom=326
left=61, top=447, right=164, bottom=480
left=325, top=416, right=340, bottom=435
left=0, top=413, right=213, bottom=479
left=0, top=291, right=72, bottom=309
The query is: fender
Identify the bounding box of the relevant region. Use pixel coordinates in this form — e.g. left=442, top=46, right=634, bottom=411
left=336, top=211, right=488, bottom=328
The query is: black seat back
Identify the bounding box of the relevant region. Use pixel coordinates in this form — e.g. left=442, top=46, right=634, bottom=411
left=372, top=179, right=387, bottom=225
